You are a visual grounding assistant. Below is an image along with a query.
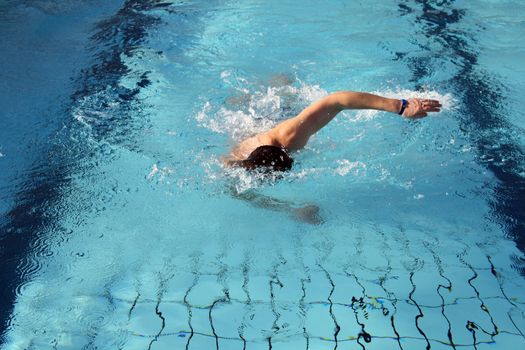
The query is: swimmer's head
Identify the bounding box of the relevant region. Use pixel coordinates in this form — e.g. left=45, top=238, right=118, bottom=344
left=240, top=145, right=293, bottom=172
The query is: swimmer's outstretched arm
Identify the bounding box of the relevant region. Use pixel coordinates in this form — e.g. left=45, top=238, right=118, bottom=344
left=266, top=91, right=441, bottom=150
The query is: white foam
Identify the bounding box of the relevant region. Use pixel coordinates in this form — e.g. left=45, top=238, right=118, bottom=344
left=147, top=164, right=159, bottom=180
left=196, top=80, right=327, bottom=141
left=334, top=160, right=367, bottom=176
left=146, top=163, right=174, bottom=183
left=198, top=152, right=301, bottom=194
left=289, top=166, right=324, bottom=180
left=222, top=164, right=274, bottom=194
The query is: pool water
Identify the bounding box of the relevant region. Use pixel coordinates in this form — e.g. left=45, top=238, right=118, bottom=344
left=1, top=0, right=524, bottom=349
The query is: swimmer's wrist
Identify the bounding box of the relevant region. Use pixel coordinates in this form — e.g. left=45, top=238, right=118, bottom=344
left=398, top=99, right=408, bottom=115
left=384, top=98, right=404, bottom=114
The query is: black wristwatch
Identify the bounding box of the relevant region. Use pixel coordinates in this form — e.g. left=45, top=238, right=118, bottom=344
left=398, top=99, right=408, bottom=115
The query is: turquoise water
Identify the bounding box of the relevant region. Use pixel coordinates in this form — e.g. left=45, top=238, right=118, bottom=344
left=1, top=0, right=524, bottom=349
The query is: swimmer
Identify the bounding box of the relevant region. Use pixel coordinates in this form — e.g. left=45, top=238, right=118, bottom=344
left=225, top=91, right=441, bottom=171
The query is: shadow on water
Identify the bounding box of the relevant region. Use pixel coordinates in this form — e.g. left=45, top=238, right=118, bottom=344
left=0, top=0, right=170, bottom=342
left=395, top=0, right=525, bottom=275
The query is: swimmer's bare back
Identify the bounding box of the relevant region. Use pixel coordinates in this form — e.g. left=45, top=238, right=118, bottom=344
left=227, top=91, right=441, bottom=162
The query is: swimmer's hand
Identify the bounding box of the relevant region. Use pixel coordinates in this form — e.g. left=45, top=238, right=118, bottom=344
left=292, top=204, right=323, bottom=225
left=402, top=98, right=441, bottom=119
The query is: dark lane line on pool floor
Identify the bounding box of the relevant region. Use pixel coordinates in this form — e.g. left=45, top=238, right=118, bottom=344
left=422, top=240, right=457, bottom=349
left=408, top=272, right=431, bottom=350
left=396, top=0, right=525, bottom=275
left=184, top=254, right=201, bottom=350
left=0, top=0, right=168, bottom=344
left=345, top=271, right=372, bottom=350
left=0, top=0, right=126, bottom=342
left=318, top=263, right=341, bottom=350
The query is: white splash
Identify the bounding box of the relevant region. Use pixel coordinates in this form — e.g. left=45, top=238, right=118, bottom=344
left=334, top=160, right=367, bottom=176
left=196, top=80, right=327, bottom=141
left=146, top=164, right=174, bottom=182
left=147, top=164, right=159, bottom=180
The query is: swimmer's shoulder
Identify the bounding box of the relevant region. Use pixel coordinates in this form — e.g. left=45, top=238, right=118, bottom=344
left=230, top=133, right=279, bottom=160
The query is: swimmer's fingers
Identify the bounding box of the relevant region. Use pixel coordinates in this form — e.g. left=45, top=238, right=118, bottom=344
left=402, top=98, right=441, bottom=118
left=403, top=98, right=425, bottom=118
left=422, top=99, right=441, bottom=106
left=424, top=106, right=441, bottom=113
left=422, top=99, right=441, bottom=108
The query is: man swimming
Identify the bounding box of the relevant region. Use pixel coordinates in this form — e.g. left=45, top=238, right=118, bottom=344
left=226, top=91, right=442, bottom=171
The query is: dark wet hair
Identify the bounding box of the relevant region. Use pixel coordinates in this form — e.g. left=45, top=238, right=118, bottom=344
left=241, top=146, right=293, bottom=172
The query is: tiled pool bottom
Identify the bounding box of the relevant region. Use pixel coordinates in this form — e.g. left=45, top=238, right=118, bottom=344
left=118, top=260, right=524, bottom=350
left=7, top=223, right=524, bottom=350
